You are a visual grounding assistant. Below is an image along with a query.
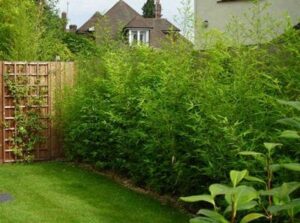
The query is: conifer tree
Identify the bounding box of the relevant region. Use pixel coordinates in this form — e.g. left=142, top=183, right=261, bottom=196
left=142, top=0, right=155, bottom=18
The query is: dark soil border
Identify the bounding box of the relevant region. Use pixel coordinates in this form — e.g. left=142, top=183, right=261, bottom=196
left=70, top=161, right=191, bottom=216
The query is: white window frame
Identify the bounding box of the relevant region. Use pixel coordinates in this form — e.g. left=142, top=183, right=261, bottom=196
left=88, top=26, right=95, bottom=32
left=128, top=29, right=150, bottom=46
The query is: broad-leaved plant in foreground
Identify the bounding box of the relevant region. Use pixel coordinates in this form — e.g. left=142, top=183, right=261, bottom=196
left=181, top=100, right=300, bottom=223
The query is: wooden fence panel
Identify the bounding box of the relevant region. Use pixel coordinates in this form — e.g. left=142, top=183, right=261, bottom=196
left=0, top=61, right=75, bottom=163
left=0, top=62, right=3, bottom=163
left=49, top=62, right=75, bottom=159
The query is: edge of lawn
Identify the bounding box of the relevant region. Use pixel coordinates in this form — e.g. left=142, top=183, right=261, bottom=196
left=60, top=161, right=191, bottom=216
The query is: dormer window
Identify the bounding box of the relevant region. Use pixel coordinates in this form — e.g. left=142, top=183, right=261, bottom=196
left=88, top=26, right=95, bottom=32
left=128, top=29, right=150, bottom=45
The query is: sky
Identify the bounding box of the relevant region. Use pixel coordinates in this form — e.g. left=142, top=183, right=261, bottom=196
left=58, top=0, right=185, bottom=29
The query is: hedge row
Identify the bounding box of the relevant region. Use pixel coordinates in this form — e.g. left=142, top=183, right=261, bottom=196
left=60, top=29, right=300, bottom=196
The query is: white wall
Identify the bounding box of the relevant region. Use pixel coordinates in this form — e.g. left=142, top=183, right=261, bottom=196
left=195, top=0, right=300, bottom=44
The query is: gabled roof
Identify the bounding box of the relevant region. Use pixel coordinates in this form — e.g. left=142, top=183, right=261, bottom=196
left=77, top=11, right=102, bottom=34
left=125, top=16, right=154, bottom=29
left=124, top=17, right=180, bottom=32
left=104, top=0, right=141, bottom=37
left=76, top=0, right=182, bottom=47
left=124, top=17, right=181, bottom=47
left=145, top=18, right=180, bottom=32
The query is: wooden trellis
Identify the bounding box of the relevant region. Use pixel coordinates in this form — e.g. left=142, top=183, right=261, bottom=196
left=0, top=62, right=75, bottom=163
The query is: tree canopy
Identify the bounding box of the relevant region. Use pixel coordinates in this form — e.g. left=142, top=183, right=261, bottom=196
left=142, top=0, right=155, bottom=18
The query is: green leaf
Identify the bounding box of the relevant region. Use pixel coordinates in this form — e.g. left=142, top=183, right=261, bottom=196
left=197, top=209, right=229, bottom=223
left=264, top=143, right=282, bottom=153
left=180, top=195, right=215, bottom=206
left=270, top=163, right=300, bottom=172
left=209, top=184, right=231, bottom=198
left=239, top=151, right=264, bottom=157
left=225, top=186, right=259, bottom=208
left=244, top=175, right=266, bottom=184
left=230, top=170, right=248, bottom=187
left=240, top=213, right=266, bottom=223
left=270, top=164, right=281, bottom=172
left=268, top=199, right=300, bottom=214
left=277, top=118, right=300, bottom=130
left=279, top=182, right=300, bottom=199
left=224, top=201, right=257, bottom=213
left=190, top=217, right=218, bottom=223
left=294, top=198, right=300, bottom=215
left=259, top=190, right=276, bottom=196
left=278, top=100, right=300, bottom=111
left=280, top=130, right=300, bottom=139
left=282, top=163, right=300, bottom=172
left=260, top=182, right=300, bottom=201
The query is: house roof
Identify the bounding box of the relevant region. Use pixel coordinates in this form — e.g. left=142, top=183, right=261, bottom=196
left=103, top=0, right=141, bottom=38
left=124, top=17, right=181, bottom=47
left=76, top=0, right=182, bottom=47
left=77, top=11, right=102, bottom=34
left=145, top=18, right=180, bottom=32
left=124, top=17, right=180, bottom=32
left=125, top=16, right=154, bottom=29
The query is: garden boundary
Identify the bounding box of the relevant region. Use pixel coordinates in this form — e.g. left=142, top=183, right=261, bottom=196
left=0, top=62, right=75, bottom=163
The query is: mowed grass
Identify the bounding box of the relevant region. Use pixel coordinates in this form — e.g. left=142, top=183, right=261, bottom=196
left=0, top=162, right=189, bottom=223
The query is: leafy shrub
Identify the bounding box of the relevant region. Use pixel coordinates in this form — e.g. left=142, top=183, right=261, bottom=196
left=181, top=101, right=300, bottom=223
left=181, top=145, right=300, bottom=223
left=0, top=0, right=72, bottom=61
left=57, top=0, right=300, bottom=200
left=62, top=33, right=100, bottom=58
left=59, top=20, right=300, bottom=198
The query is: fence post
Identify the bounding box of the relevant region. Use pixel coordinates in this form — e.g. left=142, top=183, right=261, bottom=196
left=0, top=62, right=3, bottom=163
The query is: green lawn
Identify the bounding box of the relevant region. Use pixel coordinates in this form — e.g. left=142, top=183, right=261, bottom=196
left=0, top=162, right=189, bottom=223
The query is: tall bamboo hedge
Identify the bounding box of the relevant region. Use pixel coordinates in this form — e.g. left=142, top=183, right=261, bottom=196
left=60, top=23, right=300, bottom=195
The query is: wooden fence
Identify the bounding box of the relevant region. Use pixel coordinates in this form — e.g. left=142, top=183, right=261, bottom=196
left=0, top=62, right=75, bottom=163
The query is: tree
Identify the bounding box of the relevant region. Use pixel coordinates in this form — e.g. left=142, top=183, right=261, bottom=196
left=0, top=0, right=71, bottom=61
left=142, top=0, right=155, bottom=18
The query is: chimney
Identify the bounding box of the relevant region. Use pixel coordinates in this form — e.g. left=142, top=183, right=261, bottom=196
left=61, top=12, right=67, bottom=31
left=69, top=25, right=77, bottom=33
left=155, top=0, right=162, bottom=19
left=62, top=12, right=67, bottom=20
